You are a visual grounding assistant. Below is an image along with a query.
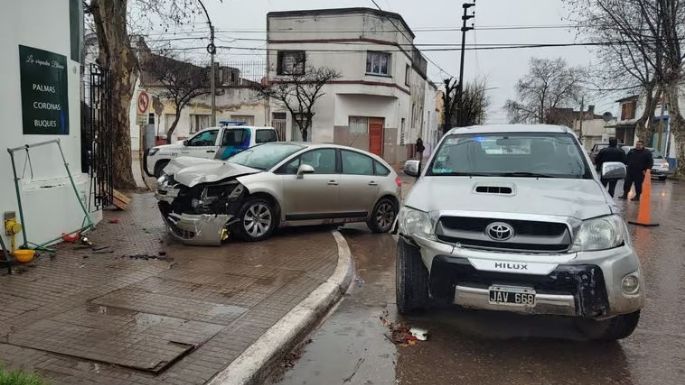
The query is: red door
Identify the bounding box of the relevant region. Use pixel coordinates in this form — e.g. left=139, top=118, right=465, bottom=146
left=368, top=118, right=384, bottom=156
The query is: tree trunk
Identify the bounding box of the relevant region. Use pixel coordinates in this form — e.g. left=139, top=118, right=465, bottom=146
left=166, top=111, right=182, bottom=144
left=635, top=85, right=660, bottom=144
left=91, top=0, right=138, bottom=190
left=664, top=83, right=685, bottom=176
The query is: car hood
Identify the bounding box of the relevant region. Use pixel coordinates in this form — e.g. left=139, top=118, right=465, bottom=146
left=154, top=143, right=184, bottom=152
left=405, top=176, right=613, bottom=221
left=164, top=156, right=259, bottom=187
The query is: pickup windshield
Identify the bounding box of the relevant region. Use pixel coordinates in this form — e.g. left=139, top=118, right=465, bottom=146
left=228, top=143, right=304, bottom=171
left=428, top=133, right=591, bottom=179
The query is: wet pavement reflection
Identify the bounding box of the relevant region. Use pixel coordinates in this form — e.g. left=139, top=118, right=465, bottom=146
left=273, top=180, right=685, bottom=385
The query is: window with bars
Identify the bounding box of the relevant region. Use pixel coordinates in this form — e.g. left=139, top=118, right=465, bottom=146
left=277, top=51, right=306, bottom=75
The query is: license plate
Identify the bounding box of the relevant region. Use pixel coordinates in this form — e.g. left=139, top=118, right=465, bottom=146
left=488, top=285, right=536, bottom=306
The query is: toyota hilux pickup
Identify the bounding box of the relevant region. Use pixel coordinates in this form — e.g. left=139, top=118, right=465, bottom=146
left=397, top=124, right=644, bottom=340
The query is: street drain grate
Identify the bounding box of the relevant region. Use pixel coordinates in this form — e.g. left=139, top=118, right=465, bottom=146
left=7, top=306, right=223, bottom=373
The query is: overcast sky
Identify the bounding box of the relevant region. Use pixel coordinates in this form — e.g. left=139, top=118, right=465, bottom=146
left=161, top=0, right=621, bottom=123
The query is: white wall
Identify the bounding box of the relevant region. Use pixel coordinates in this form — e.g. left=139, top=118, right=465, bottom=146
left=0, top=0, right=99, bottom=247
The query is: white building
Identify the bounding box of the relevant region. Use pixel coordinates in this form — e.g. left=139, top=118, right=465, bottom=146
left=266, top=8, right=440, bottom=164
left=128, top=43, right=269, bottom=149
left=615, top=92, right=683, bottom=165
left=1, top=0, right=101, bottom=248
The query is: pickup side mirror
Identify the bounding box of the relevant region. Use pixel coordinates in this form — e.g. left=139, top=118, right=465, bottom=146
left=601, top=162, right=627, bottom=180
left=297, top=164, right=315, bottom=178
left=404, top=160, right=420, bottom=177
left=182, top=139, right=189, bottom=146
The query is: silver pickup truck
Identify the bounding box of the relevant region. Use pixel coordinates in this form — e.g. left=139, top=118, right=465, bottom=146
left=397, top=124, right=643, bottom=340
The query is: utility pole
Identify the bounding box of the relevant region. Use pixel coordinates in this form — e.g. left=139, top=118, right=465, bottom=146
left=198, top=0, right=217, bottom=126
left=456, top=2, right=475, bottom=126
left=578, top=96, right=584, bottom=143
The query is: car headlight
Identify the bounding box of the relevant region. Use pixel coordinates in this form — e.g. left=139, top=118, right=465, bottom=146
left=571, top=215, right=626, bottom=252
left=398, top=207, right=434, bottom=240
left=148, top=148, right=160, bottom=156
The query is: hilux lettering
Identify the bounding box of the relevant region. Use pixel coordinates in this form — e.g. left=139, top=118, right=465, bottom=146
left=494, top=262, right=528, bottom=270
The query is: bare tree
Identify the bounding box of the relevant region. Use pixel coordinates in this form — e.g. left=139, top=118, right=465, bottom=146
left=256, top=66, right=340, bottom=142
left=565, top=0, right=685, bottom=174
left=86, top=0, right=216, bottom=189
left=504, top=57, right=587, bottom=124
left=452, top=80, right=490, bottom=127
left=142, top=53, right=209, bottom=143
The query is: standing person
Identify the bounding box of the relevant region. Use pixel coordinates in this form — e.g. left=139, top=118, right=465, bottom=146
left=595, top=137, right=627, bottom=197
left=415, top=137, right=425, bottom=160
left=619, top=140, right=654, bottom=201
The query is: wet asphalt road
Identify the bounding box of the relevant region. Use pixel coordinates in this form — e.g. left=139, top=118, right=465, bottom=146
left=272, top=179, right=685, bottom=385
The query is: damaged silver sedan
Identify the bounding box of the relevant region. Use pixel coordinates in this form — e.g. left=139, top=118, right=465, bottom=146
left=156, top=143, right=402, bottom=245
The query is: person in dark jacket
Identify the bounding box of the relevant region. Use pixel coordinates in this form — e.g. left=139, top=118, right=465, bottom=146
left=595, top=137, right=627, bottom=197
left=415, top=138, right=425, bottom=160
left=619, top=140, right=654, bottom=201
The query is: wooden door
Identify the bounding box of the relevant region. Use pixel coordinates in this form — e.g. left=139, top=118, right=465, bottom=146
left=368, top=118, right=384, bottom=156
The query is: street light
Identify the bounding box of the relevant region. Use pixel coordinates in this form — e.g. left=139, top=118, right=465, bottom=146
left=197, top=0, right=216, bottom=127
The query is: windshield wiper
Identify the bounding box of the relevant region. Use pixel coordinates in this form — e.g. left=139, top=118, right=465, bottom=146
left=432, top=172, right=495, bottom=177
left=496, top=172, right=556, bottom=178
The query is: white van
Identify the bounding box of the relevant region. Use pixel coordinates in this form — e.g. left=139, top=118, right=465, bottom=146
left=144, top=126, right=278, bottom=177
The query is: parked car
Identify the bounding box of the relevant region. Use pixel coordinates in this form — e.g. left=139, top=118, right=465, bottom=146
left=590, top=142, right=624, bottom=164
left=144, top=126, right=278, bottom=177
left=397, top=125, right=644, bottom=340
left=156, top=142, right=401, bottom=245
left=621, top=145, right=672, bottom=180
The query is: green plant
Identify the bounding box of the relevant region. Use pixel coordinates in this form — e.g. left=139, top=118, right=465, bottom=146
left=0, top=367, right=46, bottom=385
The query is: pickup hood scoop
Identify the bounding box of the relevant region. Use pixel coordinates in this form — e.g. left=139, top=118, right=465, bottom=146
left=406, top=177, right=611, bottom=220
left=164, top=156, right=259, bottom=187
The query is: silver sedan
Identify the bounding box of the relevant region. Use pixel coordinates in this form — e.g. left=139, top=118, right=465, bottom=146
left=156, top=143, right=402, bottom=245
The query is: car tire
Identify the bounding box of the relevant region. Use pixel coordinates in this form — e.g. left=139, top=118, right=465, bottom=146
left=233, top=197, right=277, bottom=242
left=154, top=160, right=170, bottom=178
left=396, top=237, right=430, bottom=314
left=574, top=311, right=640, bottom=341
left=367, top=197, right=398, bottom=233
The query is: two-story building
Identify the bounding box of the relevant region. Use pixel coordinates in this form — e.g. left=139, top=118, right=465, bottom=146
left=266, top=8, right=439, bottom=164
left=614, top=93, right=681, bottom=168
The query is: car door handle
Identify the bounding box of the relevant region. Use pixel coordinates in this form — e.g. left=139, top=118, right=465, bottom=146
left=328, top=180, right=338, bottom=186
left=206, top=150, right=215, bottom=153
left=369, top=181, right=378, bottom=186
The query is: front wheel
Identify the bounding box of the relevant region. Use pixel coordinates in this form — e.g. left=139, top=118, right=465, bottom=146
left=574, top=311, right=640, bottom=341
left=233, top=197, right=277, bottom=242
left=367, top=197, right=397, bottom=233
left=396, top=238, right=429, bottom=314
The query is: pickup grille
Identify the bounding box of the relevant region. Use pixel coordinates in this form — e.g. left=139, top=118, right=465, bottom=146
left=436, top=216, right=571, bottom=253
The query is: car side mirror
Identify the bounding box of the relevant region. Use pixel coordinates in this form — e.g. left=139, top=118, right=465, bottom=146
left=297, top=164, right=315, bottom=178
left=404, top=160, right=420, bottom=178
left=182, top=140, right=189, bottom=146
left=602, top=162, right=627, bottom=180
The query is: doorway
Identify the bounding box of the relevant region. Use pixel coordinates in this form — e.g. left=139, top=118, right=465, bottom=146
left=368, top=118, right=384, bottom=156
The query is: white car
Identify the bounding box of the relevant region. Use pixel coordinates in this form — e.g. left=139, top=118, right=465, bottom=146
left=144, top=126, right=278, bottom=177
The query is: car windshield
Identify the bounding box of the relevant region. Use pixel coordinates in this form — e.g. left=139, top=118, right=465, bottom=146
left=228, top=143, right=304, bottom=170
left=428, top=133, right=591, bottom=179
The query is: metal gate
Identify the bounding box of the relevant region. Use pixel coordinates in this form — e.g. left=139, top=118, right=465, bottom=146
left=85, top=63, right=113, bottom=208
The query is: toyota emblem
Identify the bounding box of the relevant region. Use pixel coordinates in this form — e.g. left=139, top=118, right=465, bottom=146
left=485, top=222, right=514, bottom=242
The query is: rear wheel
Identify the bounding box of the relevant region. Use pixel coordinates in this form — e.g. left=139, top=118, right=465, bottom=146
left=574, top=311, right=640, bottom=341
left=233, top=197, right=277, bottom=242
left=154, top=160, right=170, bottom=178
left=396, top=238, right=429, bottom=314
left=367, top=197, right=397, bottom=233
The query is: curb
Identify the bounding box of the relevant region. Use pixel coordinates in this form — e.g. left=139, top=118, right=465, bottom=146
left=207, top=230, right=354, bottom=385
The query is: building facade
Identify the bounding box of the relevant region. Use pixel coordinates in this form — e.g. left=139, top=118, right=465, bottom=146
left=614, top=92, right=682, bottom=167
left=266, top=8, right=440, bottom=164
left=0, top=0, right=101, bottom=247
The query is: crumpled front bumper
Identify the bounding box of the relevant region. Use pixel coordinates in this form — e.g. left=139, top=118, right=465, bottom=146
left=158, top=202, right=234, bottom=246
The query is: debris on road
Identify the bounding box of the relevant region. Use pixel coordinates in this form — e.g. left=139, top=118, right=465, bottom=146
left=108, top=218, right=120, bottom=224
left=61, top=232, right=81, bottom=243
left=122, top=253, right=173, bottom=261
left=379, top=309, right=427, bottom=346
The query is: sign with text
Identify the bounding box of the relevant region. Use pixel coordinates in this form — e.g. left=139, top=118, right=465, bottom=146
left=19, top=45, right=70, bottom=135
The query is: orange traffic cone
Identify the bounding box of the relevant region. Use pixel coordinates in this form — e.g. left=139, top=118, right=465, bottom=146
left=628, top=170, right=659, bottom=227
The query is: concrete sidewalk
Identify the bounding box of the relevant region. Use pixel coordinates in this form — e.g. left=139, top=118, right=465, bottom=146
left=0, top=193, right=351, bottom=385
